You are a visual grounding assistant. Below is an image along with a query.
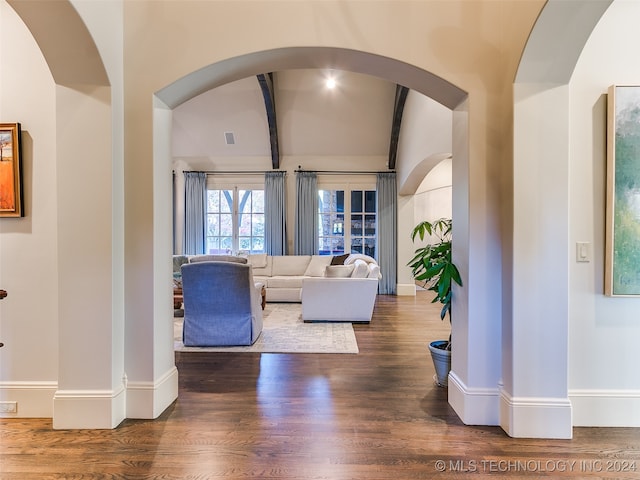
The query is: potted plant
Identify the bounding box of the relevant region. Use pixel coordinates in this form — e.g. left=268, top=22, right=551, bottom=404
left=408, top=217, right=462, bottom=387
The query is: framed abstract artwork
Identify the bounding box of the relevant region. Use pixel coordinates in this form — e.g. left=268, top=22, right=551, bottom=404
left=606, top=86, right=640, bottom=296
left=0, top=123, right=23, bottom=218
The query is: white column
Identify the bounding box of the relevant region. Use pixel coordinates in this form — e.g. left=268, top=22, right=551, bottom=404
left=448, top=98, right=503, bottom=426
left=53, top=85, right=126, bottom=429
left=124, top=99, right=179, bottom=419
left=503, top=84, right=572, bottom=438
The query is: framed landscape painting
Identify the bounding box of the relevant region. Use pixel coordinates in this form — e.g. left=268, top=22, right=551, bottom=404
left=0, top=123, right=23, bottom=217
left=606, top=86, right=640, bottom=296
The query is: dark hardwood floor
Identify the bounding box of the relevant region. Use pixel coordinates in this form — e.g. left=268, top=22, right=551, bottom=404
left=1, top=292, right=639, bottom=479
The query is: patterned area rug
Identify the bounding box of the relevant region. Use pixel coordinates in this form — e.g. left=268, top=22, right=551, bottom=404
left=174, top=303, right=359, bottom=354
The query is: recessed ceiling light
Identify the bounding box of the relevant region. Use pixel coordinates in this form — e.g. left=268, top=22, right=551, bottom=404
left=326, top=77, right=336, bottom=89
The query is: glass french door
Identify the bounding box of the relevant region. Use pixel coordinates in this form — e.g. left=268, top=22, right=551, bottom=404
left=318, top=188, right=376, bottom=257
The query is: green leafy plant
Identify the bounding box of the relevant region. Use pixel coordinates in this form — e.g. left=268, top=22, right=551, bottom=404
left=408, top=218, right=462, bottom=348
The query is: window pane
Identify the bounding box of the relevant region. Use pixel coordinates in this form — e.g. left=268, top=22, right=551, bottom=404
left=252, top=213, right=264, bottom=236
left=351, top=214, right=363, bottom=236
left=239, top=212, right=251, bottom=236
left=252, top=190, right=264, bottom=212
left=220, top=190, right=233, bottom=213
left=351, top=190, right=363, bottom=213
left=332, top=213, right=344, bottom=235
left=220, top=236, right=233, bottom=253
left=220, top=213, right=233, bottom=236
left=365, top=190, right=376, bottom=212
left=239, top=237, right=251, bottom=251
left=318, top=191, right=330, bottom=213
left=318, top=214, right=330, bottom=236
left=238, top=190, right=251, bottom=214
left=319, top=190, right=345, bottom=213
left=364, top=238, right=375, bottom=257
left=331, top=237, right=345, bottom=254
left=351, top=237, right=363, bottom=254
left=365, top=214, right=376, bottom=235
left=207, top=190, right=220, bottom=212
left=336, top=191, right=344, bottom=212
left=206, top=237, right=219, bottom=254
left=207, top=214, right=219, bottom=236
left=318, top=237, right=330, bottom=255
left=252, top=237, right=264, bottom=252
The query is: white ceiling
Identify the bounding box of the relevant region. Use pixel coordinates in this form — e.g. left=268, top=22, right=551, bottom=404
left=171, top=69, right=397, bottom=166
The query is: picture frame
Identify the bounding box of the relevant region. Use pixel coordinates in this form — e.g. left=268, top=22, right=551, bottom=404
left=605, top=86, right=640, bottom=296
left=0, top=122, right=23, bottom=217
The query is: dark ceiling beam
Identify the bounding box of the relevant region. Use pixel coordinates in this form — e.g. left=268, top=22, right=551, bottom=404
left=257, top=73, right=280, bottom=169
left=388, top=85, right=409, bottom=170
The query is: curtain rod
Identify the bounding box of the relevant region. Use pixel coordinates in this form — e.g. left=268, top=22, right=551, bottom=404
left=294, top=169, right=395, bottom=175
left=199, top=170, right=284, bottom=175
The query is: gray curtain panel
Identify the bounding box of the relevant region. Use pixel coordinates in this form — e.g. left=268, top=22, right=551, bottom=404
left=294, top=171, right=318, bottom=255
left=264, top=171, right=287, bottom=255
left=377, top=172, right=397, bottom=294
left=183, top=171, right=206, bottom=255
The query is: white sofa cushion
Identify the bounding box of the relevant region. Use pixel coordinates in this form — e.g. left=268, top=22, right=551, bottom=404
left=267, top=276, right=306, bottom=289
left=324, top=264, right=355, bottom=278
left=272, top=255, right=311, bottom=275
left=304, top=255, right=333, bottom=276
left=247, top=253, right=268, bottom=268
left=250, top=256, right=272, bottom=277
left=351, top=259, right=369, bottom=278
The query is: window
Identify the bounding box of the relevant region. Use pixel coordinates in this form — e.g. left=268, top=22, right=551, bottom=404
left=350, top=189, right=376, bottom=257
left=318, top=190, right=345, bottom=255
left=318, top=185, right=376, bottom=257
left=206, top=187, right=264, bottom=254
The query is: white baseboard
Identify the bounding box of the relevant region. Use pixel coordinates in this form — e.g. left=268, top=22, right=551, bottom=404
left=53, top=384, right=127, bottom=429
left=499, top=388, right=572, bottom=438
left=396, top=283, right=416, bottom=296
left=447, top=371, right=500, bottom=425
left=126, top=366, right=179, bottom=419
left=0, top=381, right=58, bottom=417
left=570, top=389, right=640, bottom=427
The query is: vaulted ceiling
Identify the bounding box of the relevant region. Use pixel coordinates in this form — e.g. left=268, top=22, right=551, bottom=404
left=171, top=69, right=409, bottom=172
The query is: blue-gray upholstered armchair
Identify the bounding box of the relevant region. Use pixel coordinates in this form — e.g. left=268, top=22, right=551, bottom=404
left=181, top=261, right=263, bottom=346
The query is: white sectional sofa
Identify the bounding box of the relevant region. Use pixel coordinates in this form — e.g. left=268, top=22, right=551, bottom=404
left=246, top=253, right=380, bottom=303
left=246, top=253, right=381, bottom=323
left=174, top=252, right=381, bottom=323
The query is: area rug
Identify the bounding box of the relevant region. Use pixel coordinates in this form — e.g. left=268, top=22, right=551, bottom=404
left=174, top=303, right=359, bottom=354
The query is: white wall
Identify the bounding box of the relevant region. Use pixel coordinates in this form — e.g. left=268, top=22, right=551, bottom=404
left=414, top=158, right=452, bottom=228
left=0, top=1, right=58, bottom=416
left=568, top=0, right=640, bottom=426
left=395, top=91, right=453, bottom=294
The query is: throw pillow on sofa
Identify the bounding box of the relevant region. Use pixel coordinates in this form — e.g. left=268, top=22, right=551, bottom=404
left=304, top=255, right=333, bottom=276
left=330, top=253, right=350, bottom=265
left=324, top=264, right=355, bottom=277
left=246, top=253, right=268, bottom=268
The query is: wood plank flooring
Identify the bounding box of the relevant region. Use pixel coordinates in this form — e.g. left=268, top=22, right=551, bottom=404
left=1, top=292, right=639, bottom=479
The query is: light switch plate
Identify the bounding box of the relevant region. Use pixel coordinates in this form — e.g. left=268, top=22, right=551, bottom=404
left=576, top=242, right=591, bottom=262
